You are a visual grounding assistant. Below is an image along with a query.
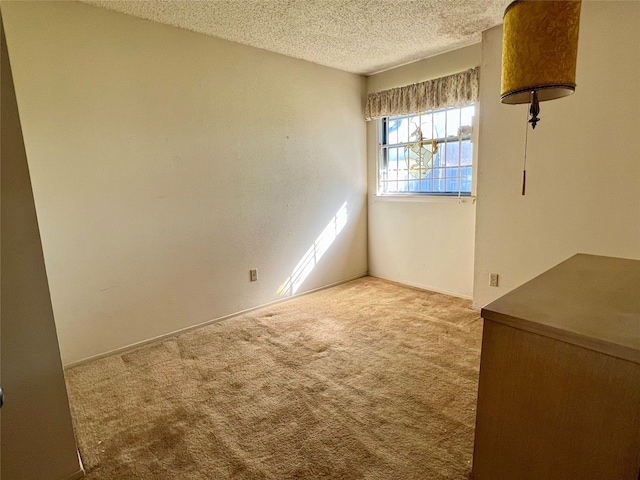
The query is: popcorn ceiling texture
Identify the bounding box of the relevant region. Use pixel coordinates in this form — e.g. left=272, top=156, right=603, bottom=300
left=82, top=0, right=509, bottom=75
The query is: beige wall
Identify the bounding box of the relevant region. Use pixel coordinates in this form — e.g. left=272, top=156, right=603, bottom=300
left=366, top=44, right=481, bottom=298
left=1, top=11, right=81, bottom=478
left=2, top=1, right=367, bottom=365
left=474, top=1, right=640, bottom=308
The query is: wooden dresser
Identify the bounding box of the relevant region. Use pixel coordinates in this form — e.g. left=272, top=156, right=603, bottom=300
left=471, top=254, right=640, bottom=480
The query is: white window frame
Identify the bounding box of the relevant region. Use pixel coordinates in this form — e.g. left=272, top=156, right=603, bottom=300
left=376, top=104, right=478, bottom=199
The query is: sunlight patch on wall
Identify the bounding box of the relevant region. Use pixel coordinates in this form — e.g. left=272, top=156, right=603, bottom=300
left=278, top=202, right=348, bottom=297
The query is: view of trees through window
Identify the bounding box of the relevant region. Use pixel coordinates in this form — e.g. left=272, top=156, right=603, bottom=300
left=379, top=105, right=475, bottom=194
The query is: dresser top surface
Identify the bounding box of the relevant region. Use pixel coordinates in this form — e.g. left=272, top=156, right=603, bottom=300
left=481, top=254, right=640, bottom=363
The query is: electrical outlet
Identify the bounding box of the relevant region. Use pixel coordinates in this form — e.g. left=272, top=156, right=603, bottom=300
left=250, top=269, right=258, bottom=282
left=490, top=273, right=499, bottom=287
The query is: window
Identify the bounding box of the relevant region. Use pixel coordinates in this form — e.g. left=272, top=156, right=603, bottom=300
left=378, top=104, right=475, bottom=195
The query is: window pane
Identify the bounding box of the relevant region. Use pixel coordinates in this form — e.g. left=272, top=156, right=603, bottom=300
left=433, top=146, right=444, bottom=168
left=378, top=103, right=475, bottom=195
left=379, top=151, right=387, bottom=185
left=461, top=106, right=474, bottom=129
left=388, top=119, right=399, bottom=145
left=398, top=148, right=408, bottom=183
left=460, top=140, right=473, bottom=166
left=445, top=142, right=460, bottom=166
left=408, top=116, right=421, bottom=141
left=397, top=117, right=410, bottom=144
left=446, top=167, right=460, bottom=177
left=406, top=149, right=417, bottom=178
left=393, top=146, right=401, bottom=189
left=446, top=109, right=460, bottom=137
left=446, top=168, right=460, bottom=192
left=421, top=114, right=433, bottom=140
left=388, top=147, right=398, bottom=169
left=433, top=110, right=446, bottom=139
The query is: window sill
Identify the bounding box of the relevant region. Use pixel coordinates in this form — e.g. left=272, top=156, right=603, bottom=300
left=371, top=193, right=476, bottom=204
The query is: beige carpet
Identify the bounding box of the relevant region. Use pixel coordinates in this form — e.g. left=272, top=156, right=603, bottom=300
left=65, top=276, right=483, bottom=479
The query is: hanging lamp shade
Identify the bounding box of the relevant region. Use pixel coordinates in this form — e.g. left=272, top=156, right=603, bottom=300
left=501, top=0, right=582, bottom=106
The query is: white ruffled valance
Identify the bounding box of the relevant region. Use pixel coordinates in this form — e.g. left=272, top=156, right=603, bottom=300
left=365, top=67, right=480, bottom=121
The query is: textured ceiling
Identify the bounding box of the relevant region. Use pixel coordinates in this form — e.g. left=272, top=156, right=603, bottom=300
left=82, top=0, right=511, bottom=75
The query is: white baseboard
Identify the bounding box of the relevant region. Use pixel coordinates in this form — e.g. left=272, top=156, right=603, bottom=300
left=368, top=274, right=474, bottom=302
left=62, top=468, right=85, bottom=480
left=64, top=272, right=369, bottom=369
left=61, top=450, right=85, bottom=480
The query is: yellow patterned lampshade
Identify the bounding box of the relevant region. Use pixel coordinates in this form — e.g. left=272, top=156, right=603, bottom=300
left=501, top=0, right=582, bottom=105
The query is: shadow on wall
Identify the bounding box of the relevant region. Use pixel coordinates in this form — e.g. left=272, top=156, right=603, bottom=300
left=278, top=201, right=348, bottom=296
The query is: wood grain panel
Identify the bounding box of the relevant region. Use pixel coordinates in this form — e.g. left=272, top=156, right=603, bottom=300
left=472, top=320, right=640, bottom=480
left=482, top=254, right=640, bottom=364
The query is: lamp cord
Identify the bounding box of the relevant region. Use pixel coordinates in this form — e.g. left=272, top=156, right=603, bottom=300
left=522, top=101, right=530, bottom=196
